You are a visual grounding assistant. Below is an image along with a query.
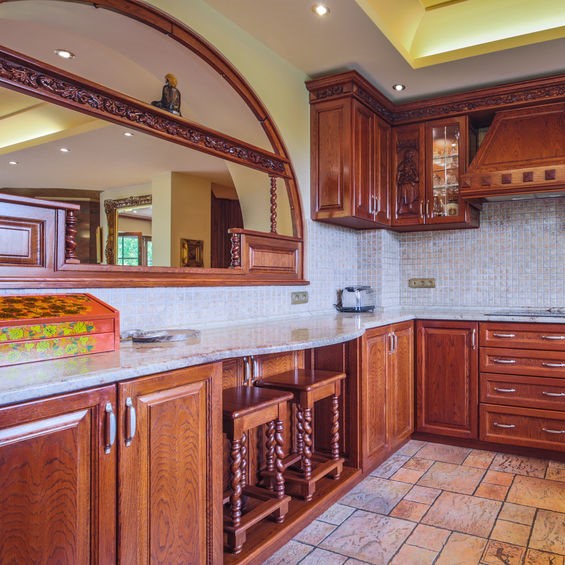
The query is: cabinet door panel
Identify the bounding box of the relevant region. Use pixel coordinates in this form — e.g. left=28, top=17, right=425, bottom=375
left=118, top=363, right=222, bottom=565
left=374, top=117, right=391, bottom=225
left=353, top=101, right=375, bottom=220
left=416, top=321, right=478, bottom=438
left=0, top=386, right=116, bottom=565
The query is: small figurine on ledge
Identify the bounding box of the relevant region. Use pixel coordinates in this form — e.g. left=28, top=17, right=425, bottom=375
left=151, top=73, right=182, bottom=116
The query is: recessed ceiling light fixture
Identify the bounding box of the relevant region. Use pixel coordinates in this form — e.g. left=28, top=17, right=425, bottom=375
left=123, top=132, right=134, bottom=137
left=8, top=160, right=18, bottom=165
left=54, top=49, right=75, bottom=60
left=59, top=147, right=70, bottom=153
left=392, top=83, right=406, bottom=92
left=312, top=4, right=330, bottom=16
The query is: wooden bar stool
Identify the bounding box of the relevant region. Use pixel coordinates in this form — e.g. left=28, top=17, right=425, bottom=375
left=222, top=386, right=293, bottom=554
left=255, top=369, right=346, bottom=502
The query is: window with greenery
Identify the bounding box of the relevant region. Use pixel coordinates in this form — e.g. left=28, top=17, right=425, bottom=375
left=117, top=232, right=152, bottom=266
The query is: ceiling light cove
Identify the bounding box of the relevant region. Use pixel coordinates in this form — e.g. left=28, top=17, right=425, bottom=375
left=54, top=49, right=75, bottom=59
left=355, top=0, right=565, bottom=68
left=312, top=4, right=330, bottom=16
left=392, top=83, right=406, bottom=91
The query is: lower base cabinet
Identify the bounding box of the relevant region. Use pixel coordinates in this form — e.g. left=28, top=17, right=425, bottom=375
left=0, top=363, right=222, bottom=565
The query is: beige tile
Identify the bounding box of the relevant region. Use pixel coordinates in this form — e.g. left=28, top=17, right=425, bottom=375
left=344, top=560, right=371, bottom=565
left=390, top=499, right=429, bottom=521
left=529, top=509, right=565, bottom=555
left=339, top=476, right=411, bottom=514
left=395, top=439, right=427, bottom=457
left=474, top=483, right=509, bottom=501
left=318, top=503, right=356, bottom=526
left=294, top=520, right=337, bottom=545
left=300, top=548, right=348, bottom=565
left=481, top=540, right=526, bottom=565
left=320, top=510, right=416, bottom=564
left=490, top=519, right=531, bottom=546
left=435, top=532, right=488, bottom=565
left=263, top=540, right=313, bottom=565
left=463, top=450, right=496, bottom=469
left=406, top=523, right=450, bottom=551
left=404, top=457, right=434, bottom=472
left=499, top=502, right=537, bottom=526
left=524, top=548, right=565, bottom=565
left=490, top=453, right=548, bottom=478
left=421, top=491, right=501, bottom=537
left=388, top=544, right=437, bottom=564
left=390, top=467, right=425, bottom=484
left=369, top=453, right=410, bottom=479
left=415, top=443, right=471, bottom=464
left=418, top=461, right=484, bottom=494
left=507, top=475, right=565, bottom=513
left=404, top=485, right=442, bottom=505
left=483, top=470, right=515, bottom=486
left=546, top=461, right=565, bottom=483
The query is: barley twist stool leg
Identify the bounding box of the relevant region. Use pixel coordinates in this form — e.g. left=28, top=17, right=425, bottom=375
left=330, top=394, right=341, bottom=479
left=229, top=437, right=243, bottom=528
left=274, top=418, right=286, bottom=501
left=302, top=407, right=313, bottom=481
left=265, top=419, right=276, bottom=491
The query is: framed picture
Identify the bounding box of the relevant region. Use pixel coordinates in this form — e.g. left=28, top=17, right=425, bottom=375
left=180, top=238, right=204, bottom=267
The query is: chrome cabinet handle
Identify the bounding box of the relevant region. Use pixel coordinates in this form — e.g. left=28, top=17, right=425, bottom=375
left=492, top=333, right=516, bottom=338
left=493, top=358, right=516, bottom=364
left=471, top=328, right=477, bottom=349
left=388, top=333, right=395, bottom=353
left=251, top=356, right=259, bottom=383
left=243, top=356, right=251, bottom=384
left=494, top=387, right=516, bottom=393
left=542, top=428, right=565, bottom=435
left=393, top=332, right=398, bottom=352
left=104, top=402, right=117, bottom=455
left=542, top=391, right=565, bottom=397
left=493, top=422, right=516, bottom=429
left=541, top=335, right=565, bottom=341
left=541, top=362, right=565, bottom=368
left=125, top=397, right=137, bottom=447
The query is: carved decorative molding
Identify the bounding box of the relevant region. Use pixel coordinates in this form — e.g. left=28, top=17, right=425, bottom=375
left=313, top=85, right=344, bottom=99
left=356, top=87, right=395, bottom=122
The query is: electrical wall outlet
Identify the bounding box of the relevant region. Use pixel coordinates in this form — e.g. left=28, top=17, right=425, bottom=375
left=408, top=278, right=436, bottom=288
left=291, top=291, right=309, bottom=304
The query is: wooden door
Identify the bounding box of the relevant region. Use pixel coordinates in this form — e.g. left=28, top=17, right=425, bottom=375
left=118, top=363, right=222, bottom=565
left=0, top=385, right=117, bottom=565
left=387, top=321, right=414, bottom=449
left=416, top=320, right=479, bottom=438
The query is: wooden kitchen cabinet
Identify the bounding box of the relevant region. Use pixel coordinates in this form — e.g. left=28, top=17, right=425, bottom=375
left=310, top=96, right=390, bottom=229
left=360, top=321, right=414, bottom=471
left=416, top=320, right=479, bottom=439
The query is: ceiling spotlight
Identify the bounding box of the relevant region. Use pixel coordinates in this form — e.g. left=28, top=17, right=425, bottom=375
left=123, top=132, right=134, bottom=137
left=312, top=4, right=330, bottom=16
left=8, top=160, right=19, bottom=165
left=59, top=147, right=70, bottom=153
left=54, top=49, right=75, bottom=59
left=392, top=83, right=406, bottom=92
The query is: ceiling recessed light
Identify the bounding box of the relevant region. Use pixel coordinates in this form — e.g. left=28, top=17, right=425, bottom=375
left=123, top=132, right=134, bottom=137
left=8, top=160, right=18, bottom=165
left=312, top=4, right=330, bottom=16
left=54, top=49, right=75, bottom=60
left=59, top=147, right=70, bottom=153
left=392, top=83, right=406, bottom=92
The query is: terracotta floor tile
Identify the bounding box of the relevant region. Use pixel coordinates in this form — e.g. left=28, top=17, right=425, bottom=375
left=463, top=450, right=496, bottom=469
left=435, top=532, right=488, bottom=565
left=404, top=485, right=442, bottom=505
left=481, top=540, right=526, bottom=565
left=524, top=548, right=565, bottom=565
left=546, top=461, right=565, bottom=483
left=507, top=475, right=565, bottom=513
left=300, top=548, right=348, bottom=565
left=483, top=470, right=515, bottom=486
left=418, top=461, right=485, bottom=494
left=318, top=503, right=356, bottom=526
left=263, top=540, right=313, bottom=565
left=369, top=454, right=410, bottom=479
left=499, top=502, right=537, bottom=525
left=344, top=559, right=371, bottom=565
left=490, top=453, right=548, bottom=478
left=403, top=457, right=434, bottom=472
left=339, top=476, right=411, bottom=514
left=395, top=439, right=427, bottom=457
left=390, top=499, right=429, bottom=521
left=421, top=491, right=501, bottom=537
left=319, top=510, right=416, bottom=564
left=406, top=523, right=450, bottom=551
left=529, top=509, right=565, bottom=555
left=474, top=482, right=509, bottom=501
left=415, top=442, right=471, bottom=464
left=490, top=519, right=531, bottom=546
left=388, top=543, right=437, bottom=564
left=390, top=467, right=425, bottom=484
left=294, top=520, right=337, bottom=545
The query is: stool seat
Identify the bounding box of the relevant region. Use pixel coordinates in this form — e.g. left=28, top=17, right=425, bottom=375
left=223, top=386, right=294, bottom=421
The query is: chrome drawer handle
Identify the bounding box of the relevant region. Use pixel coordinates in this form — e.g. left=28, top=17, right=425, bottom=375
left=541, top=362, right=565, bottom=368
left=542, top=428, right=565, bottom=435
left=125, top=397, right=137, bottom=447
left=492, top=333, right=516, bottom=338
left=542, top=391, right=565, bottom=397
left=493, top=358, right=516, bottom=364
left=104, top=402, right=117, bottom=455
left=493, top=422, right=516, bottom=429
left=541, top=335, right=565, bottom=341
left=494, top=387, right=516, bottom=393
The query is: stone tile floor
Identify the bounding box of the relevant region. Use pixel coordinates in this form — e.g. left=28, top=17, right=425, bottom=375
left=264, top=441, right=565, bottom=565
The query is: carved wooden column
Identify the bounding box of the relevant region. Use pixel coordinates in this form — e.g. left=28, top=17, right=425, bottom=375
left=65, top=209, right=80, bottom=263
left=230, top=233, right=241, bottom=267
left=269, top=175, right=278, bottom=234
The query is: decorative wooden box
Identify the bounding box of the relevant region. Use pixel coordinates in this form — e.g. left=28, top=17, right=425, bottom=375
left=0, top=293, right=120, bottom=366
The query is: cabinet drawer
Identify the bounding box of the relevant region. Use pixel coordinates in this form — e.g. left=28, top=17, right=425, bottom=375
left=480, top=347, right=565, bottom=377
left=481, top=323, right=565, bottom=351
left=480, top=404, right=565, bottom=452
left=480, top=373, right=565, bottom=410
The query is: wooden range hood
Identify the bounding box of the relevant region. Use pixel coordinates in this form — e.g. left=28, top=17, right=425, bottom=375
left=460, top=102, right=565, bottom=200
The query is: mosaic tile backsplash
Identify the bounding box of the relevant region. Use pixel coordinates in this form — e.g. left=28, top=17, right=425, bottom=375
left=0, top=198, right=562, bottom=330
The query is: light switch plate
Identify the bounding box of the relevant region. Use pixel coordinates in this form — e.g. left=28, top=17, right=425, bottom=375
left=408, top=278, right=436, bottom=288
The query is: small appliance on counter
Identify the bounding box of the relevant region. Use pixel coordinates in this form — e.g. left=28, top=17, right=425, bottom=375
left=335, top=286, right=376, bottom=313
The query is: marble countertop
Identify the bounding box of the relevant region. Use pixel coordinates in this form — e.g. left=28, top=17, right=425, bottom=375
left=1, top=307, right=564, bottom=407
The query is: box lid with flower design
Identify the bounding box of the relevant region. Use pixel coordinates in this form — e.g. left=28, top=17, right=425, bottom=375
left=0, top=293, right=119, bottom=366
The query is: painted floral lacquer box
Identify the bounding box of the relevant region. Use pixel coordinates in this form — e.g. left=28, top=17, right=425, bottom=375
left=0, top=293, right=119, bottom=366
